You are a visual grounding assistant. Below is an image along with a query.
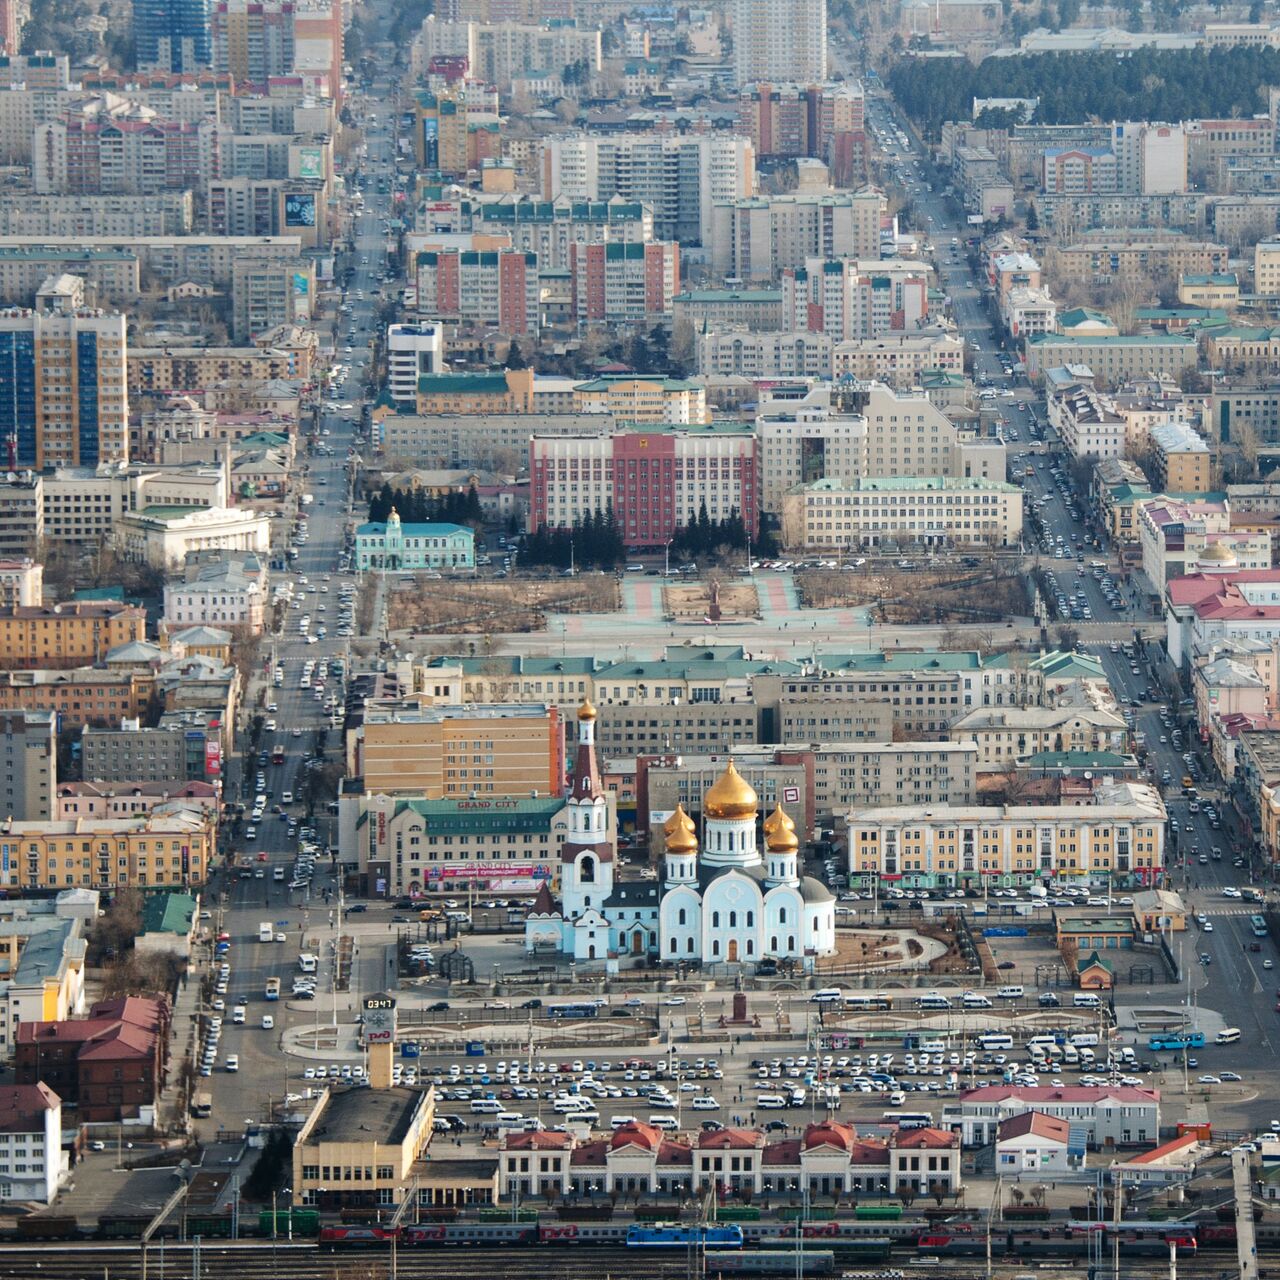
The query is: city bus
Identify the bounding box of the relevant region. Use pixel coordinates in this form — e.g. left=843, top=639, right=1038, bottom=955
left=1251, top=914, right=1269, bottom=937
left=1147, top=1032, right=1205, bottom=1051
left=265, top=977, right=281, bottom=1001
left=272, top=743, right=286, bottom=765
left=547, top=1002, right=599, bottom=1019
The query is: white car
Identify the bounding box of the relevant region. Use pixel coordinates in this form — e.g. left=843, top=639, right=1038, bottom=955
left=664, top=996, right=687, bottom=1007
left=262, top=1014, right=275, bottom=1030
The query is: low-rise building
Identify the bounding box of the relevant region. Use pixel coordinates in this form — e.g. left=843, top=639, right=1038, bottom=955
left=996, top=1111, right=1081, bottom=1172
left=1149, top=421, right=1210, bottom=493
left=56, top=780, right=218, bottom=822
left=0, top=668, right=154, bottom=729
left=293, top=1084, right=436, bottom=1210
left=1049, top=382, right=1127, bottom=461
left=831, top=331, right=964, bottom=388
left=0, top=1083, right=66, bottom=1203
left=1024, top=334, right=1198, bottom=385
left=843, top=784, right=1167, bottom=891
left=117, top=505, right=271, bottom=569
left=351, top=794, right=568, bottom=897
left=942, top=1085, right=1159, bottom=1147
left=15, top=996, right=170, bottom=1123
left=0, top=811, right=213, bottom=892
left=81, top=720, right=223, bottom=786
left=163, top=557, right=265, bottom=632
left=947, top=705, right=1129, bottom=764
left=781, top=474, right=1023, bottom=550
left=0, top=603, right=145, bottom=671
left=354, top=511, right=475, bottom=572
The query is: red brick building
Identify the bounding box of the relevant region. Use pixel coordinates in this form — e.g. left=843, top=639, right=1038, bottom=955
left=15, top=996, right=170, bottom=1122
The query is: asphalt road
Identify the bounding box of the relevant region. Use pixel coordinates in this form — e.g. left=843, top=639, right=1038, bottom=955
left=196, top=73, right=403, bottom=1123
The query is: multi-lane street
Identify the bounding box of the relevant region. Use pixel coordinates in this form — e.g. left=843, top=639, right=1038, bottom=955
left=195, top=69, right=404, bottom=1121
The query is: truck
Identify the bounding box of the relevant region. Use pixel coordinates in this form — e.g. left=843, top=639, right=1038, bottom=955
left=265, top=977, right=281, bottom=1001
left=1147, top=1032, right=1205, bottom=1051
left=258, top=921, right=274, bottom=943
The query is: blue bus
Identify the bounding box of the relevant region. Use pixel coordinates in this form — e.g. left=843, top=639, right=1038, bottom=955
left=547, top=1002, right=599, bottom=1019
left=1147, top=1032, right=1205, bottom=1051
left=1251, top=914, right=1268, bottom=937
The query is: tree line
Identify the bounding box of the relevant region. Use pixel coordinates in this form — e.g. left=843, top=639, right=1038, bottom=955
left=520, top=501, right=753, bottom=570
left=522, top=505, right=625, bottom=570
left=889, top=46, right=1280, bottom=138
left=367, top=482, right=483, bottom=526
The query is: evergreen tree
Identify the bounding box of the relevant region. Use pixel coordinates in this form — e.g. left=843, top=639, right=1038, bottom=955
left=505, top=340, right=527, bottom=370
left=1025, top=202, right=1039, bottom=232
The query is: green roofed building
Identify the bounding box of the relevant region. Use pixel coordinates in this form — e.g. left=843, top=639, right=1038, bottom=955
left=355, top=796, right=568, bottom=897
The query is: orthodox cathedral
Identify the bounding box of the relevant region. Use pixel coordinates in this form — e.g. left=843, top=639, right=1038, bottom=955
left=525, top=698, right=836, bottom=969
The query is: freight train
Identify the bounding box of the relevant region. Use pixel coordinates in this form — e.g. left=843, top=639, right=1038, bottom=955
left=918, top=1221, right=1198, bottom=1259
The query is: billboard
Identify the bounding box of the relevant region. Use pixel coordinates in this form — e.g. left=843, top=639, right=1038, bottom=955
left=422, top=116, right=439, bottom=169
left=292, top=271, right=310, bottom=297
left=284, top=192, right=317, bottom=227
left=205, top=739, right=222, bottom=777
left=297, top=145, right=323, bottom=180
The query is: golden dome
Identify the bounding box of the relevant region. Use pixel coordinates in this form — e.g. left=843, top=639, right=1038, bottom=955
left=765, top=802, right=799, bottom=853
left=663, top=803, right=695, bottom=838
left=666, top=822, right=698, bottom=856
left=577, top=696, right=597, bottom=722
left=1199, top=541, right=1236, bottom=563
left=704, top=760, right=758, bottom=821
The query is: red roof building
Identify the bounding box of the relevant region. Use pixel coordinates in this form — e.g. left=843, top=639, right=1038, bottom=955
left=14, top=995, right=170, bottom=1122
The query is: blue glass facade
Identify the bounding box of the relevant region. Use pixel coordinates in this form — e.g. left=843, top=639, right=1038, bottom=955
left=0, top=331, right=37, bottom=468
left=133, top=0, right=212, bottom=73
left=76, top=332, right=99, bottom=467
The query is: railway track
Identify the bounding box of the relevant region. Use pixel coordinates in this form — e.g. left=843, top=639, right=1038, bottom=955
left=0, top=1241, right=1261, bottom=1280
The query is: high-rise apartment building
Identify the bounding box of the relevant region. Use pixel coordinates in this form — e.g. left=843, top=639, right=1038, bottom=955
left=134, top=0, right=213, bottom=72
left=211, top=0, right=296, bottom=87
left=0, top=712, right=55, bottom=821
left=541, top=132, right=755, bottom=246
left=731, top=0, right=827, bottom=87
left=414, top=248, right=539, bottom=335
left=0, top=307, right=128, bottom=470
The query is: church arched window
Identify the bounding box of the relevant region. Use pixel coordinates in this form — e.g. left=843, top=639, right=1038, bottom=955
left=687, top=937, right=694, bottom=953
left=746, top=939, right=754, bottom=956
left=677, top=907, right=687, bottom=926
left=787, top=935, right=795, bottom=951
left=770, top=935, right=778, bottom=951
left=580, top=855, right=595, bottom=884
left=711, top=939, right=720, bottom=957
left=779, top=907, right=787, bottom=924
left=712, top=911, right=720, bottom=928
left=728, top=911, right=737, bottom=928
left=746, top=911, right=754, bottom=927
left=669, top=937, right=677, bottom=954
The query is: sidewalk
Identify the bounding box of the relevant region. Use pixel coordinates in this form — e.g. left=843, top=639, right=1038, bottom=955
left=158, top=958, right=209, bottom=1130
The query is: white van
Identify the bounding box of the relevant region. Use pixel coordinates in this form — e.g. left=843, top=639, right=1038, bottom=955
left=918, top=1039, right=946, bottom=1053
left=553, top=1097, right=590, bottom=1114
left=917, top=995, right=952, bottom=1010
left=470, top=1099, right=503, bottom=1114
left=1217, top=1027, right=1241, bottom=1045
left=1077, top=1047, right=1096, bottom=1066
left=648, top=1115, right=680, bottom=1131
left=810, top=988, right=844, bottom=1004
left=493, top=1112, right=524, bottom=1127
left=298, top=954, right=318, bottom=973
left=1061, top=1044, right=1079, bottom=1065
left=1069, top=1032, right=1099, bottom=1048
left=1027, top=1035, right=1059, bottom=1051
left=963, top=993, right=993, bottom=1009
left=996, top=985, right=1024, bottom=999
left=610, top=1115, right=638, bottom=1129
left=757, top=1094, right=789, bottom=1109
left=1073, top=993, right=1101, bottom=1008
